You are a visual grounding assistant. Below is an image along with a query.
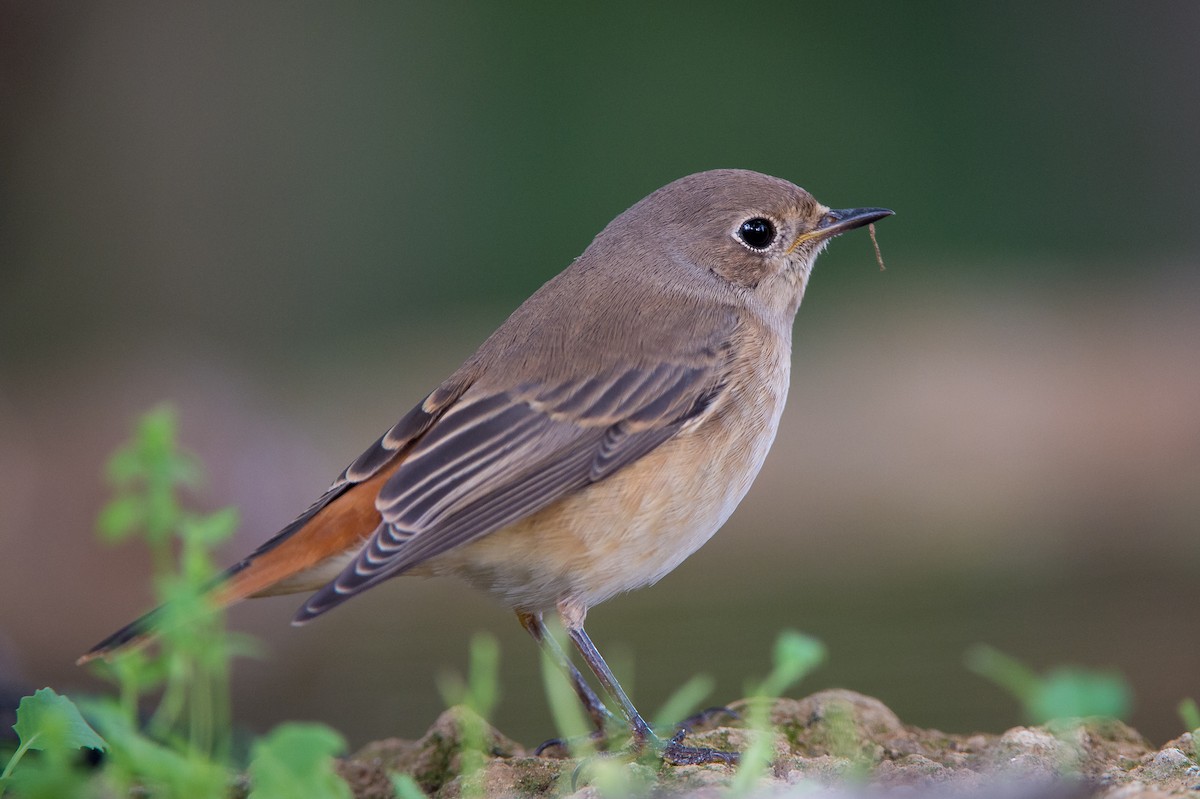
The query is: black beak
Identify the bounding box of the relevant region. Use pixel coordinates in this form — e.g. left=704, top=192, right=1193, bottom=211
left=814, top=207, right=894, bottom=239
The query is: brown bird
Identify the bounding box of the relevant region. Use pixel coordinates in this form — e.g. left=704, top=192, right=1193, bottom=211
left=79, top=169, right=892, bottom=764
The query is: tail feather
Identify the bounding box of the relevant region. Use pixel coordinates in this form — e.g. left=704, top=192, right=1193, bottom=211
left=76, top=606, right=166, bottom=665
left=76, top=461, right=400, bottom=665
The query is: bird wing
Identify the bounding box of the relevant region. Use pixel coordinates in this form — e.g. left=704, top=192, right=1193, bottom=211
left=232, top=378, right=471, bottom=565
left=295, top=356, right=731, bottom=621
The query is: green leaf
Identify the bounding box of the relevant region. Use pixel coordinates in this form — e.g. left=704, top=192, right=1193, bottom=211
left=965, top=644, right=1039, bottom=706
left=12, top=688, right=107, bottom=754
left=651, top=673, right=715, bottom=732
left=437, top=633, right=501, bottom=720
left=138, top=405, right=178, bottom=455
left=966, top=645, right=1133, bottom=724
left=391, top=772, right=428, bottom=799
left=465, top=632, right=500, bottom=719
left=2, top=688, right=107, bottom=788
left=105, top=443, right=143, bottom=484
left=97, top=494, right=144, bottom=541
left=2, top=751, right=91, bottom=799
left=756, top=630, right=826, bottom=698
left=1030, top=667, right=1132, bottom=723
left=182, top=506, right=240, bottom=546
left=1179, top=698, right=1200, bottom=733
left=539, top=640, right=592, bottom=746
left=81, top=698, right=228, bottom=798
left=772, top=631, right=826, bottom=683
left=248, top=723, right=351, bottom=799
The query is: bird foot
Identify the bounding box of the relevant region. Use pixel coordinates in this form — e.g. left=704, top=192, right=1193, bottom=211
left=568, top=733, right=739, bottom=790
left=657, top=724, right=740, bottom=766
left=660, top=737, right=741, bottom=766
left=534, top=708, right=741, bottom=765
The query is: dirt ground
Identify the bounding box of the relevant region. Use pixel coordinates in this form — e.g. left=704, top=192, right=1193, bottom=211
left=332, top=690, right=1200, bottom=798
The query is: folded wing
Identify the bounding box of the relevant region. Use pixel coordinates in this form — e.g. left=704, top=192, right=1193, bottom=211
left=296, top=358, right=729, bottom=621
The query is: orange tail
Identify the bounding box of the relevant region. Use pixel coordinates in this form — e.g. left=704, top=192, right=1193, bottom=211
left=76, top=462, right=399, bottom=665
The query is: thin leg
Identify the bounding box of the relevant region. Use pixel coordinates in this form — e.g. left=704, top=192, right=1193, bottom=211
left=557, top=601, right=739, bottom=766
left=564, top=621, right=655, bottom=745
left=517, top=610, right=614, bottom=733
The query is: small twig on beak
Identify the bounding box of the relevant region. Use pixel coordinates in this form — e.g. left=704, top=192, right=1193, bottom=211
left=868, top=223, right=886, bottom=271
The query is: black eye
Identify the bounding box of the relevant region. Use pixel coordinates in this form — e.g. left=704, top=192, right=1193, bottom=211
left=737, top=217, right=776, bottom=250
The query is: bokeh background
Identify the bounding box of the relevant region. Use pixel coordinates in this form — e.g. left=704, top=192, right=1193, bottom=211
left=2, top=1, right=1198, bottom=750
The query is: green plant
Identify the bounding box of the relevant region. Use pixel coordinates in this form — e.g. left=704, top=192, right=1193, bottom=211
left=247, top=723, right=351, bottom=799
left=0, top=688, right=107, bottom=797
left=1178, top=698, right=1200, bottom=735
left=3, top=407, right=350, bottom=798
left=537, top=626, right=594, bottom=751
left=436, top=632, right=502, bottom=797
left=650, top=674, right=716, bottom=735
left=82, top=405, right=248, bottom=797
left=390, top=772, right=428, bottom=799
left=729, top=631, right=826, bottom=796
left=965, top=644, right=1133, bottom=724
left=93, top=405, right=245, bottom=764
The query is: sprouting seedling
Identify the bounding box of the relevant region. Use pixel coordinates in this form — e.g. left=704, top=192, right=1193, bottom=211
left=651, top=673, right=716, bottom=734
left=1178, top=698, right=1200, bottom=734
left=868, top=223, right=886, bottom=271
left=247, top=723, right=351, bottom=799
left=90, top=405, right=244, bottom=762
left=729, top=631, right=826, bottom=796
left=965, top=644, right=1132, bottom=723
left=436, top=632, right=502, bottom=799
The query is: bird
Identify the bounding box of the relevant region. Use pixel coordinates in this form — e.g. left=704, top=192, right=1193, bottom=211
left=79, top=169, right=892, bottom=765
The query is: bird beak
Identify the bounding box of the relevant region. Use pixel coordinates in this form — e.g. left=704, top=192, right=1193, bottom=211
left=816, top=207, right=894, bottom=237
left=788, top=207, right=894, bottom=252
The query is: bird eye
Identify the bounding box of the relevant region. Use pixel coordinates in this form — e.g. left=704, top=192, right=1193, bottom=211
left=736, top=217, right=776, bottom=250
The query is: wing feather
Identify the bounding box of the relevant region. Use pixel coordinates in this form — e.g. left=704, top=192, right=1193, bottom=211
left=237, top=380, right=469, bottom=564
left=294, top=358, right=729, bottom=621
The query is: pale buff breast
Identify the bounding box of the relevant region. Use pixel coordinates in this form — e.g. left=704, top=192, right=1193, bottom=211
left=422, top=331, right=793, bottom=612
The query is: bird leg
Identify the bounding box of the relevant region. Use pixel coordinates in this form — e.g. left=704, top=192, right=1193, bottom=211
left=517, top=610, right=615, bottom=741
left=557, top=599, right=740, bottom=766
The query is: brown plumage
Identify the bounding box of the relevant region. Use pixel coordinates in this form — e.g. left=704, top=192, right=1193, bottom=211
left=79, top=169, right=892, bottom=764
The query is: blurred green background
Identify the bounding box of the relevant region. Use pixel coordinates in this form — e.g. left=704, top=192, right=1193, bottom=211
left=2, top=2, right=1198, bottom=750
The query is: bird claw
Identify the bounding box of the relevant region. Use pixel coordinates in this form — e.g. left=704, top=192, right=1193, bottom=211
left=564, top=725, right=739, bottom=788
left=653, top=706, right=741, bottom=764
left=533, top=736, right=569, bottom=758
left=673, top=705, right=740, bottom=737
left=661, top=738, right=741, bottom=766
left=533, top=728, right=610, bottom=758
left=569, top=742, right=736, bottom=791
